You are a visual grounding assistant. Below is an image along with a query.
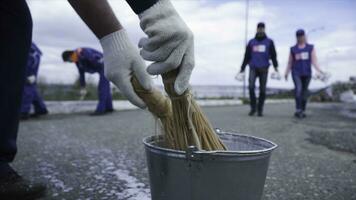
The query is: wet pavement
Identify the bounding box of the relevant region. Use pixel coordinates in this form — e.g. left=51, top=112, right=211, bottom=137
left=14, top=103, right=356, bottom=200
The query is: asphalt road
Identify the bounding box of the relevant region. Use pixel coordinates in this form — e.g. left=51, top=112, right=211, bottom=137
left=14, top=103, right=356, bottom=200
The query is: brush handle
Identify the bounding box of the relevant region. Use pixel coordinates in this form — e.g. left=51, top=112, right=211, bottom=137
left=131, top=76, right=171, bottom=118
left=161, top=68, right=203, bottom=149
left=161, top=68, right=189, bottom=98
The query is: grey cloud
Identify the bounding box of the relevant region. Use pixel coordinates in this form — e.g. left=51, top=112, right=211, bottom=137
left=28, top=0, right=356, bottom=88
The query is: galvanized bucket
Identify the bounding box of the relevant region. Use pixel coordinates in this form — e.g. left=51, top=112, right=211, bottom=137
left=143, top=129, right=277, bottom=200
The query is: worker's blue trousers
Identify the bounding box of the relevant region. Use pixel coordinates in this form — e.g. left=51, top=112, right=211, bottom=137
left=21, top=84, right=48, bottom=114
left=95, top=74, right=113, bottom=113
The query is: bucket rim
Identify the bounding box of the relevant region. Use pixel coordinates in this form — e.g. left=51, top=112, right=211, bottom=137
left=142, top=130, right=278, bottom=158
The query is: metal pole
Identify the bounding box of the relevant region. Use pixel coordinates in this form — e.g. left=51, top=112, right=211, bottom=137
left=243, top=0, right=249, bottom=98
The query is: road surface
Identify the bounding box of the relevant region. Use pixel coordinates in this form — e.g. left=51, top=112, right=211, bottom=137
left=14, top=103, right=356, bottom=200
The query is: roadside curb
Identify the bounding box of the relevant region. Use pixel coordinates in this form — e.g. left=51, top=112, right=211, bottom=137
left=43, top=99, right=295, bottom=114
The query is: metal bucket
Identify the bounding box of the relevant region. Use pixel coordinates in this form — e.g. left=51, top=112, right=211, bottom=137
left=143, top=129, right=278, bottom=200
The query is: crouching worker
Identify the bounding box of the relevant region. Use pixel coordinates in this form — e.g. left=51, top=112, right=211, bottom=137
left=62, top=48, right=113, bottom=115
left=284, top=29, right=324, bottom=118
left=20, top=43, right=48, bottom=120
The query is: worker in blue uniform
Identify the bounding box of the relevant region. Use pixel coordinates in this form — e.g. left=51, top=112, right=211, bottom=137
left=62, top=48, right=114, bottom=115
left=20, top=43, right=48, bottom=120
left=238, top=22, right=279, bottom=117
left=284, top=29, right=324, bottom=118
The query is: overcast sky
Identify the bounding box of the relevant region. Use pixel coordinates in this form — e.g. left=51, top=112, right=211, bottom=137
left=28, top=0, right=356, bottom=89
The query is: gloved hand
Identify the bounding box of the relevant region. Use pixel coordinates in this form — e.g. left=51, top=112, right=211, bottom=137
left=27, top=75, right=36, bottom=84
left=314, top=71, right=330, bottom=82
left=79, top=88, right=87, bottom=100
left=321, top=72, right=331, bottom=82
left=100, top=29, right=153, bottom=108
left=235, top=72, right=245, bottom=82
left=270, top=71, right=281, bottom=80
left=138, top=0, right=194, bottom=95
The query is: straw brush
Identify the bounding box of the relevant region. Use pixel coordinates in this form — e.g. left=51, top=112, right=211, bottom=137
left=132, top=70, right=226, bottom=151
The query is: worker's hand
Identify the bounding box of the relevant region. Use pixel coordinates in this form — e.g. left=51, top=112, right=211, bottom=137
left=100, top=29, right=152, bottom=109
left=271, top=71, right=281, bottom=80
left=27, top=75, right=36, bottom=84
left=284, top=73, right=289, bottom=81
left=79, top=88, right=87, bottom=96
left=79, top=88, right=87, bottom=100
left=235, top=72, right=245, bottom=82
left=138, top=0, right=194, bottom=95
left=314, top=71, right=330, bottom=82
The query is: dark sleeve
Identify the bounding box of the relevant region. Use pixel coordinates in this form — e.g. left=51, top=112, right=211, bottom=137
left=240, top=43, right=251, bottom=72
left=270, top=40, right=278, bottom=69
left=126, top=0, right=159, bottom=14
left=77, top=65, right=86, bottom=87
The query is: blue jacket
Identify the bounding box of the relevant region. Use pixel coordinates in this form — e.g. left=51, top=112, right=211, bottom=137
left=75, top=48, right=104, bottom=87
left=26, top=43, right=42, bottom=78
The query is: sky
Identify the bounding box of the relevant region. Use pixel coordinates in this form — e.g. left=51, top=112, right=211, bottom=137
left=28, top=0, right=356, bottom=89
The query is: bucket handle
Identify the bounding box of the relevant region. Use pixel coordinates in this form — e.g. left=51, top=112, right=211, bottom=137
left=186, top=146, right=201, bottom=161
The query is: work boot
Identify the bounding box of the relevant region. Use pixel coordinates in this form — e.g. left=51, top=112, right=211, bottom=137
left=294, top=111, right=303, bottom=119
left=20, top=113, right=30, bottom=120
left=301, top=111, right=307, bottom=118
left=0, top=169, right=46, bottom=200
left=248, top=110, right=256, bottom=116
left=257, top=111, right=263, bottom=117
left=30, top=110, right=48, bottom=118
left=90, top=111, right=107, bottom=116
left=106, top=108, right=114, bottom=113
left=37, top=110, right=48, bottom=116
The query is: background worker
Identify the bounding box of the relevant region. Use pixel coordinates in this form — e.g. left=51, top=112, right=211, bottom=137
left=20, top=43, right=48, bottom=120
left=284, top=29, right=324, bottom=118
left=62, top=48, right=114, bottom=116
left=238, top=22, right=279, bottom=117
left=1, top=0, right=193, bottom=198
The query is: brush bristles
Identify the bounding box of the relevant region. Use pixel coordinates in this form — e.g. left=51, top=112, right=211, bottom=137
left=132, top=74, right=227, bottom=151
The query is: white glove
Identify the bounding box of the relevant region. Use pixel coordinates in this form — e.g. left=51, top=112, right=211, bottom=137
left=79, top=88, right=87, bottom=96
left=235, top=72, right=245, bottom=82
left=100, top=29, right=153, bottom=108
left=314, top=71, right=330, bottom=82
left=270, top=71, right=281, bottom=80
left=79, top=88, right=87, bottom=100
left=138, top=0, right=194, bottom=95
left=27, top=75, right=36, bottom=84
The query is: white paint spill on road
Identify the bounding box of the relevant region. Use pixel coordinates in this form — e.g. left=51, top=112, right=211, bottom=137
left=34, top=131, right=151, bottom=199
left=39, top=161, right=74, bottom=196
left=112, top=169, right=151, bottom=200
left=95, top=152, right=151, bottom=200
